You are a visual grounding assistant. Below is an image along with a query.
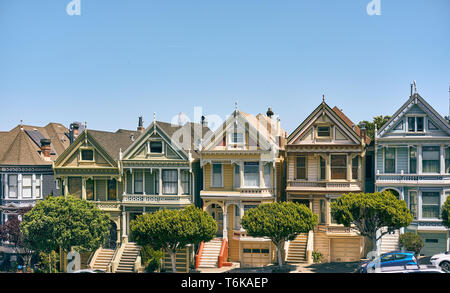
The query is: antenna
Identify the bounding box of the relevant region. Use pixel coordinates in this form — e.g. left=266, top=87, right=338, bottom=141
left=413, top=80, right=417, bottom=94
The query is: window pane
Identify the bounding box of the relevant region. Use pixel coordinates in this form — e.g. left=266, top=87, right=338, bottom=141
left=320, top=157, right=326, bottom=180
left=408, top=117, right=415, bottom=132
left=68, top=177, right=82, bottom=199
left=264, top=163, right=271, bottom=187
left=317, top=126, right=330, bottom=137
left=234, top=164, right=240, bottom=188
left=319, top=200, right=326, bottom=224
left=232, top=132, right=243, bottom=143
left=86, top=179, right=94, bottom=200
left=331, top=155, right=347, bottom=180
left=134, top=170, right=143, bottom=194
left=422, top=146, right=440, bottom=173
left=181, top=170, right=190, bottom=195
left=8, top=175, right=18, bottom=198
left=35, top=177, right=41, bottom=198
left=296, top=157, right=306, bottom=180
left=422, top=192, right=440, bottom=219
left=212, top=164, right=222, bottom=187
left=409, top=191, right=418, bottom=219
left=352, top=157, right=359, bottom=180
left=416, top=117, right=424, bottom=131
left=409, top=146, right=417, bottom=174
left=244, top=162, right=259, bottom=187
left=126, top=171, right=132, bottom=194
left=81, top=149, right=94, bottom=160
left=150, top=141, right=163, bottom=153
left=385, top=148, right=395, bottom=173
left=162, top=170, right=178, bottom=194
left=108, top=179, right=117, bottom=200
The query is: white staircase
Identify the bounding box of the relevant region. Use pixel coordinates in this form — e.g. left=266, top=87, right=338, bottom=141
left=286, top=233, right=308, bottom=263
left=198, top=237, right=222, bottom=268
left=90, top=248, right=115, bottom=271
left=380, top=229, right=400, bottom=254
left=116, top=242, right=140, bottom=273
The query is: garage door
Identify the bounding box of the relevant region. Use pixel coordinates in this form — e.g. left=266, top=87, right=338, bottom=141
left=330, top=238, right=361, bottom=262
left=418, top=232, right=448, bottom=257
left=241, top=243, right=271, bottom=268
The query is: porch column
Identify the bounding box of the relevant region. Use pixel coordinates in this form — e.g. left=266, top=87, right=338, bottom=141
left=223, top=203, right=228, bottom=240
left=259, top=162, right=264, bottom=188
left=240, top=204, right=245, bottom=230
left=131, top=169, right=134, bottom=194
left=122, top=209, right=127, bottom=238
left=240, top=161, right=244, bottom=187
left=346, top=154, right=352, bottom=182
left=81, top=177, right=86, bottom=200
left=143, top=169, right=146, bottom=195
left=441, top=145, right=445, bottom=175
left=178, top=168, right=181, bottom=195
left=326, top=154, right=331, bottom=181
left=159, top=168, right=163, bottom=195
left=64, top=177, right=69, bottom=197
left=418, top=145, right=422, bottom=174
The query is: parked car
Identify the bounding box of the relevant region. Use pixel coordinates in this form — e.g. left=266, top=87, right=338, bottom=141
left=357, top=251, right=417, bottom=273
left=430, top=251, right=450, bottom=272
left=73, top=269, right=106, bottom=273
left=380, top=264, right=445, bottom=273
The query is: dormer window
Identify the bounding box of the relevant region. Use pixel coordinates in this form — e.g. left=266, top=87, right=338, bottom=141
left=150, top=141, right=163, bottom=153
left=317, top=126, right=331, bottom=138
left=407, top=116, right=424, bottom=132
left=232, top=132, right=244, bottom=144
left=81, top=149, right=94, bottom=161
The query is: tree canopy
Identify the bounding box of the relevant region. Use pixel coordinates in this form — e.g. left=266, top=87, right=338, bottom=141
left=20, top=195, right=110, bottom=253
left=330, top=191, right=413, bottom=254
left=442, top=196, right=450, bottom=228
left=358, top=115, right=391, bottom=141
left=130, top=205, right=217, bottom=272
left=241, top=202, right=318, bottom=267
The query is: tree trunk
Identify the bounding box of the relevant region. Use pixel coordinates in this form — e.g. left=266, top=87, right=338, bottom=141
left=169, top=250, right=177, bottom=273
left=276, top=243, right=284, bottom=268
left=48, top=254, right=52, bottom=273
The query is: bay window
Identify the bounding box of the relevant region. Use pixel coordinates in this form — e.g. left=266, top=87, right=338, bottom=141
left=211, top=163, right=223, bottom=187
left=162, top=170, right=178, bottom=194
left=331, top=155, right=347, bottom=180
left=8, top=175, right=17, bottom=198
left=422, top=146, right=440, bottom=173
left=296, top=156, right=306, bottom=180
left=385, top=148, right=395, bottom=174
left=244, top=162, right=259, bottom=187
left=422, top=192, right=440, bottom=219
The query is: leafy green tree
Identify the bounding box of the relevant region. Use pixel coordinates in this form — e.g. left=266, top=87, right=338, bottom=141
left=20, top=195, right=110, bottom=269
left=442, top=196, right=450, bottom=228
left=330, top=191, right=413, bottom=255
left=140, top=245, right=164, bottom=273
left=241, top=202, right=318, bottom=267
left=130, top=205, right=217, bottom=273
left=399, top=232, right=424, bottom=258
left=358, top=115, right=391, bottom=141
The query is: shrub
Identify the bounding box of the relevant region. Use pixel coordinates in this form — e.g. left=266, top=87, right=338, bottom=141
left=140, top=245, right=163, bottom=273
left=312, top=251, right=323, bottom=263
left=399, top=232, right=424, bottom=256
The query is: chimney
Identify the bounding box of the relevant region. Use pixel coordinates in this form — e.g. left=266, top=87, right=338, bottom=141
left=201, top=115, right=208, bottom=128
left=360, top=122, right=367, bottom=145
left=266, top=107, right=274, bottom=118
left=69, top=122, right=80, bottom=143
left=40, top=138, right=51, bottom=159
left=130, top=133, right=135, bottom=142
left=137, top=116, right=144, bottom=133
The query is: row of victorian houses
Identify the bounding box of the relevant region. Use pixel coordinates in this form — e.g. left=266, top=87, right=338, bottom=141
left=0, top=89, right=449, bottom=272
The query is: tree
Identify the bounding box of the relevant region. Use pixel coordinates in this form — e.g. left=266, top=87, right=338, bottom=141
left=330, top=191, right=413, bottom=255
left=240, top=202, right=318, bottom=267
left=20, top=195, right=110, bottom=269
left=442, top=196, right=450, bottom=228
left=399, top=232, right=424, bottom=258
left=358, top=115, right=391, bottom=141
left=130, top=205, right=217, bottom=273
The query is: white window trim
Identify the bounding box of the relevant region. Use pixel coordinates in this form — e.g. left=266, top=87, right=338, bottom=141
left=147, top=139, right=165, bottom=155
left=421, top=144, right=441, bottom=175
left=330, top=153, right=348, bottom=181
left=384, top=147, right=396, bottom=174
left=406, top=114, right=426, bottom=134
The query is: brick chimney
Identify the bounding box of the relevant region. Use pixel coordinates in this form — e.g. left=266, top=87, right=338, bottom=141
left=40, top=138, right=51, bottom=159
left=137, top=116, right=145, bottom=133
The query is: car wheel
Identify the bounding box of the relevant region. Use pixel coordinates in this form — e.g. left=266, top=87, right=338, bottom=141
left=440, top=261, right=450, bottom=272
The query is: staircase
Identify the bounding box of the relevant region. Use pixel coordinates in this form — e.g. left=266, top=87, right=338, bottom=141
left=286, top=233, right=308, bottom=263
left=116, top=242, right=140, bottom=273
left=380, top=229, right=400, bottom=254
left=197, top=237, right=222, bottom=268
left=90, top=248, right=115, bottom=271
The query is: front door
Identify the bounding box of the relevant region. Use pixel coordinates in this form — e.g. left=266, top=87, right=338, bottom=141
left=209, top=204, right=223, bottom=237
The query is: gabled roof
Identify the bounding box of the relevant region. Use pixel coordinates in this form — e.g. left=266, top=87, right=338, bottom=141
left=89, top=129, right=142, bottom=161
left=123, top=121, right=211, bottom=160
left=287, top=101, right=369, bottom=145
left=378, top=93, right=450, bottom=137
left=0, top=123, right=70, bottom=165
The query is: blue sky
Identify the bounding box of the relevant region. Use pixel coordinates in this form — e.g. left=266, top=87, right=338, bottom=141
left=0, top=0, right=449, bottom=134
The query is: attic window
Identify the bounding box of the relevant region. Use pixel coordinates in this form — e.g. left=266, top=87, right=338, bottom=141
left=150, top=141, right=163, bottom=153
left=231, top=132, right=244, bottom=144
left=81, top=149, right=94, bottom=161
left=407, top=116, right=424, bottom=132
left=317, top=126, right=330, bottom=137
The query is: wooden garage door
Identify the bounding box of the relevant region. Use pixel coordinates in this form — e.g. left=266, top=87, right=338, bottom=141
left=330, top=238, right=360, bottom=262
left=242, top=243, right=271, bottom=268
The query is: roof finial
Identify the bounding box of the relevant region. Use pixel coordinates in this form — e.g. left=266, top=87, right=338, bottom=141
left=322, top=94, right=325, bottom=103
left=413, top=80, right=417, bottom=94
left=20, top=120, right=23, bottom=131
left=235, top=101, right=238, bottom=111
left=153, top=112, right=157, bottom=134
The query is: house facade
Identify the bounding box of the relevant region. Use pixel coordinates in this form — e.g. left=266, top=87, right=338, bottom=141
left=0, top=123, right=70, bottom=224
left=285, top=100, right=370, bottom=263
left=198, top=107, right=286, bottom=268
left=375, top=92, right=450, bottom=256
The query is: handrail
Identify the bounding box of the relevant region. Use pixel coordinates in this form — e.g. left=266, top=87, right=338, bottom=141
left=218, top=238, right=232, bottom=268
left=195, top=242, right=205, bottom=269
left=88, top=248, right=101, bottom=269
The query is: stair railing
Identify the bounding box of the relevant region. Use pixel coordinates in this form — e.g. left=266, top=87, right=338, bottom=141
left=110, top=242, right=126, bottom=273
left=218, top=238, right=232, bottom=268
left=195, top=242, right=205, bottom=269
left=306, top=230, right=314, bottom=264
left=88, top=248, right=101, bottom=269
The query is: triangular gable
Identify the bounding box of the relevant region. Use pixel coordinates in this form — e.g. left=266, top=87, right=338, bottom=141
left=202, top=111, right=274, bottom=151
left=288, top=102, right=362, bottom=145
left=122, top=123, right=189, bottom=161
left=378, top=94, right=450, bottom=137
left=54, top=131, right=117, bottom=168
